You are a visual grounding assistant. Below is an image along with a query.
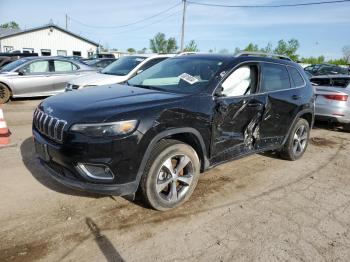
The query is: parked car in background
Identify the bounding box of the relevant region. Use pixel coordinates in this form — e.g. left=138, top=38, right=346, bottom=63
left=311, top=75, right=350, bottom=131
left=0, top=57, right=96, bottom=103
left=304, top=63, right=349, bottom=76
left=33, top=53, right=314, bottom=210
left=0, top=52, right=39, bottom=58
left=57, top=55, right=88, bottom=64
left=66, top=54, right=173, bottom=91
left=84, top=58, right=116, bottom=69
left=0, top=52, right=39, bottom=69
left=89, top=53, right=115, bottom=59
left=304, top=71, right=313, bottom=79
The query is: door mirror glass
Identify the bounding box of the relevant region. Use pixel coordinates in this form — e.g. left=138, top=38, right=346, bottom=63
left=221, top=65, right=258, bottom=97
left=17, top=69, right=25, bottom=75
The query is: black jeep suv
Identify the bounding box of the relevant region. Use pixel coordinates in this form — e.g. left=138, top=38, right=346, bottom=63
left=32, top=54, right=314, bottom=210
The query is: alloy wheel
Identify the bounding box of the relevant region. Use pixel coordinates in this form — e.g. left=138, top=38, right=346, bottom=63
left=156, top=154, right=194, bottom=203
left=292, top=125, right=308, bottom=155
left=0, top=85, right=10, bottom=104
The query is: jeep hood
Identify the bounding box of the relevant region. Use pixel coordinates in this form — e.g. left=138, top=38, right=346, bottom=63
left=39, top=84, right=187, bottom=123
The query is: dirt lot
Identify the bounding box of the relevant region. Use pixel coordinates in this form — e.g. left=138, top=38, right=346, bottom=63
left=1, top=98, right=350, bottom=262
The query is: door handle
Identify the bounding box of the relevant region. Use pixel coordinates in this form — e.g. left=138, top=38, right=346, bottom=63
left=292, top=95, right=302, bottom=100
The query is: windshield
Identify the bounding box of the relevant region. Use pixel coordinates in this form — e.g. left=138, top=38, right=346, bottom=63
left=85, top=59, right=100, bottom=65
left=127, top=57, right=226, bottom=93
left=0, top=58, right=28, bottom=72
left=101, top=56, right=146, bottom=76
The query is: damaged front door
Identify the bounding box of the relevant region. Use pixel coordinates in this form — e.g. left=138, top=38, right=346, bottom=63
left=211, top=63, right=266, bottom=164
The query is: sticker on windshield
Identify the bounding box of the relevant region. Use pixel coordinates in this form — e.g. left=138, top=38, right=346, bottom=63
left=135, top=58, right=145, bottom=62
left=179, top=73, right=199, bottom=85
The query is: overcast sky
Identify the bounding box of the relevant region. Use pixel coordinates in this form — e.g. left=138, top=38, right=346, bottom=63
left=0, top=0, right=349, bottom=59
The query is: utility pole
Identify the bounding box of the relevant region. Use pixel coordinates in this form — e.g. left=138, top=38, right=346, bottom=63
left=65, top=14, right=68, bottom=30
left=180, top=0, right=187, bottom=52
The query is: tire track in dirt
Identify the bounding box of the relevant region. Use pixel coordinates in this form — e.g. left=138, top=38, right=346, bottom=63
left=1, top=131, right=348, bottom=262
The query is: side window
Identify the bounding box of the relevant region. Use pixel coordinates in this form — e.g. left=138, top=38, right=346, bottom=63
left=54, top=60, right=78, bottom=72
left=288, top=67, right=305, bottom=88
left=21, top=60, right=50, bottom=74
left=260, top=63, right=290, bottom=92
left=138, top=58, right=167, bottom=72
left=221, top=65, right=258, bottom=97
left=319, top=65, right=332, bottom=75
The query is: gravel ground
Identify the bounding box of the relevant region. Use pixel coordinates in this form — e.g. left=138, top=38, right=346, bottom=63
left=0, top=98, right=350, bottom=262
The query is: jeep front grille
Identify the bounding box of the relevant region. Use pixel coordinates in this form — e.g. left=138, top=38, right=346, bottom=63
left=33, top=109, right=67, bottom=142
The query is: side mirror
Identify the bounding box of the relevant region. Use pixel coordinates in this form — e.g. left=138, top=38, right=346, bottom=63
left=18, top=69, right=25, bottom=76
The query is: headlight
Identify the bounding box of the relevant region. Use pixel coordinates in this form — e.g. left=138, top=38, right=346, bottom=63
left=70, top=120, right=138, bottom=137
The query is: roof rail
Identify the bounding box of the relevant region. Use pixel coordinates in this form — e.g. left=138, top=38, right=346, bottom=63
left=235, top=51, right=292, bottom=61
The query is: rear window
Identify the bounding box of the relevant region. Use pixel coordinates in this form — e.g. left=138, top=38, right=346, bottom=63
left=288, top=67, right=305, bottom=87
left=310, top=78, right=331, bottom=86
left=332, top=78, right=350, bottom=88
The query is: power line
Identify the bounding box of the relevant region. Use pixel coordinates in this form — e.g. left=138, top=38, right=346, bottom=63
left=187, top=0, right=350, bottom=8
left=113, top=10, right=182, bottom=34
left=68, top=2, right=181, bottom=29
left=73, top=10, right=182, bottom=37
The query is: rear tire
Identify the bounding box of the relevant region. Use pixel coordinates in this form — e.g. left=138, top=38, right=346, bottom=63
left=280, top=118, right=310, bottom=161
left=0, top=83, right=11, bottom=104
left=139, top=139, right=200, bottom=211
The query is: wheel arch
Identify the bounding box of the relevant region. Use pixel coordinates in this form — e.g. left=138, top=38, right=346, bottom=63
left=135, top=128, right=209, bottom=187
left=282, top=108, right=314, bottom=146
left=0, top=81, right=13, bottom=103
left=0, top=81, right=13, bottom=96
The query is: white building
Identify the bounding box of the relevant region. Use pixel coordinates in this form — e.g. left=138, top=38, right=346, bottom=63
left=0, top=23, right=99, bottom=58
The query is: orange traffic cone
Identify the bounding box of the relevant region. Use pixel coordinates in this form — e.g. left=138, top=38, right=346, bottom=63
left=0, top=106, right=11, bottom=146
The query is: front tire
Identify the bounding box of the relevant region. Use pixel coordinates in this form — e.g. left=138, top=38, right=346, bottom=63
left=0, top=83, right=11, bottom=104
left=139, top=139, right=200, bottom=211
left=280, top=118, right=310, bottom=161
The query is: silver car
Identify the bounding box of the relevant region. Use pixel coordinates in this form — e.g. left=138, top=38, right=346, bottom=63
left=65, top=54, right=174, bottom=91
left=0, top=57, right=96, bottom=103
left=311, top=75, right=350, bottom=131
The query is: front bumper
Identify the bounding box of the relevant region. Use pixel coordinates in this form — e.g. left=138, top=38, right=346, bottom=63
left=33, top=128, right=143, bottom=196
left=40, top=159, right=138, bottom=195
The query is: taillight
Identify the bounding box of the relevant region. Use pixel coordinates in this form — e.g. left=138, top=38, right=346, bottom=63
left=322, top=94, right=348, bottom=101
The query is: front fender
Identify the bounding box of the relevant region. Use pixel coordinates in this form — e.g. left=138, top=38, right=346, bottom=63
left=134, top=127, right=209, bottom=187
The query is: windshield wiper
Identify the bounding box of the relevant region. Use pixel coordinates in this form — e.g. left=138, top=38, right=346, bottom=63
left=131, top=84, right=163, bottom=91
